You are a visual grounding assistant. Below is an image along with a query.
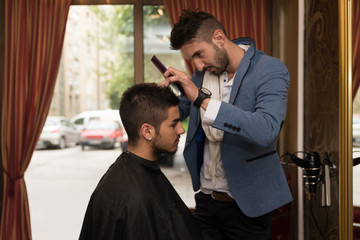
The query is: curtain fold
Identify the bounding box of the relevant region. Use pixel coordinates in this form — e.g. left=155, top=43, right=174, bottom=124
left=162, top=0, right=267, bottom=75
left=353, top=0, right=360, bottom=99
left=1, top=1, right=71, bottom=239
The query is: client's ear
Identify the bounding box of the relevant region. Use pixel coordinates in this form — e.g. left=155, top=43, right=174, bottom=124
left=140, top=123, right=155, bottom=141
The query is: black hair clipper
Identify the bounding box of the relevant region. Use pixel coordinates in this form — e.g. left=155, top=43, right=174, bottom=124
left=151, top=55, right=185, bottom=97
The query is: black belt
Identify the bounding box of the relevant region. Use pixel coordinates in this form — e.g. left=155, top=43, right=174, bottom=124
left=210, top=191, right=235, bottom=202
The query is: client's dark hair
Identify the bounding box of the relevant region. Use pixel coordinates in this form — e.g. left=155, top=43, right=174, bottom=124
left=119, top=83, right=179, bottom=146
left=170, top=10, right=227, bottom=50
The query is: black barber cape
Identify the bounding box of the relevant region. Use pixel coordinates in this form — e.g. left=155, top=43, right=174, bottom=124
left=79, top=151, right=209, bottom=240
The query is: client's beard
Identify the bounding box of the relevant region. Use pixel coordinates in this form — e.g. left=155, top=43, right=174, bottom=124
left=152, top=138, right=178, bottom=156
left=153, top=146, right=177, bottom=156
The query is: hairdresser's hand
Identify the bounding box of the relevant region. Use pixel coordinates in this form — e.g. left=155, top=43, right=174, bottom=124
left=159, top=67, right=199, bottom=102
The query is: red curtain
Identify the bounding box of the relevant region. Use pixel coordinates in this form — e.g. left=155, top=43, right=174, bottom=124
left=1, top=0, right=71, bottom=239
left=162, top=0, right=267, bottom=75
left=353, top=0, right=360, bottom=99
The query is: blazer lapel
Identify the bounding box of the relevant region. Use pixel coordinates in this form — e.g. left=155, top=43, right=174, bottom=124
left=229, top=39, right=256, bottom=104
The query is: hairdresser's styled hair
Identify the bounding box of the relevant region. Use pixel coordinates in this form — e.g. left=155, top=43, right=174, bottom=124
left=170, top=10, right=227, bottom=50
left=119, top=83, right=179, bottom=146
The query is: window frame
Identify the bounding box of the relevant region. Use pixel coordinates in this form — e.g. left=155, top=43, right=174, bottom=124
left=71, top=0, right=163, bottom=84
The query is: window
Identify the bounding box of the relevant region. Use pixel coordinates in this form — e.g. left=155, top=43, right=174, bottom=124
left=74, top=118, right=84, bottom=125
left=143, top=5, right=187, bottom=83
left=51, top=2, right=188, bottom=117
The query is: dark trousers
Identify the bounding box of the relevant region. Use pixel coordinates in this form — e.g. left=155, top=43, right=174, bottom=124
left=193, top=192, right=273, bottom=240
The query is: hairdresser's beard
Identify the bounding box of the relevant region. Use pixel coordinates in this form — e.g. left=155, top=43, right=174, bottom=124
left=204, top=44, right=230, bottom=75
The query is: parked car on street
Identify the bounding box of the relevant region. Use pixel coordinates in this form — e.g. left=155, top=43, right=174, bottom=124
left=71, top=110, right=120, bottom=131
left=36, top=116, right=79, bottom=149
left=78, top=119, right=126, bottom=150
left=120, top=131, right=128, bottom=152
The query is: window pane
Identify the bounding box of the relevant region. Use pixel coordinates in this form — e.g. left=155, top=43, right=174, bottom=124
left=143, top=5, right=187, bottom=83
left=50, top=5, right=135, bottom=117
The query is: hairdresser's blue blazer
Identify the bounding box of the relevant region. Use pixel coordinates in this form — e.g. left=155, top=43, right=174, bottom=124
left=179, top=38, right=293, bottom=218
